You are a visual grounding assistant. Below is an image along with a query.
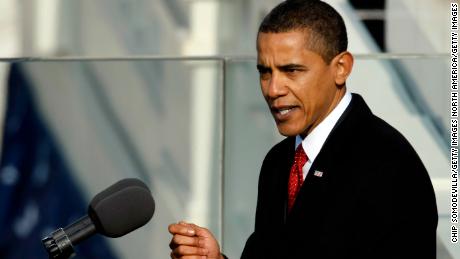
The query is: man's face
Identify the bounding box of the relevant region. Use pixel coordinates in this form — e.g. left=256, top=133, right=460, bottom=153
left=257, top=30, right=345, bottom=137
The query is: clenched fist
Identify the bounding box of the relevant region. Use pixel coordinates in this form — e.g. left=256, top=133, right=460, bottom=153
left=168, top=221, right=225, bottom=259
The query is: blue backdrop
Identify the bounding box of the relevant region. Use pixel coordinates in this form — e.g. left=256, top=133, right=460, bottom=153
left=0, top=64, right=118, bottom=259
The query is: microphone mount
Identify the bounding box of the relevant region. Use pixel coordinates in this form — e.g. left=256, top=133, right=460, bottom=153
left=42, top=228, right=75, bottom=259
left=41, top=178, right=155, bottom=259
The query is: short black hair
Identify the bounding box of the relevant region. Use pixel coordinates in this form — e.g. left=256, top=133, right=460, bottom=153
left=258, top=0, right=348, bottom=63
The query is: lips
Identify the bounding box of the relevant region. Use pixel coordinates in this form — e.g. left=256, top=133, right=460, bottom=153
left=271, top=105, right=298, bottom=121
left=279, top=107, right=293, bottom=115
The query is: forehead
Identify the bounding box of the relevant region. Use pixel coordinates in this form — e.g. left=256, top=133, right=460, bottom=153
left=256, top=31, right=317, bottom=64
left=257, top=31, right=308, bottom=51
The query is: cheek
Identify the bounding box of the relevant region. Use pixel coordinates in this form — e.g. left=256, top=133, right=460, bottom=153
left=298, top=91, right=322, bottom=120
left=291, top=79, right=315, bottom=109
left=260, top=83, right=269, bottom=100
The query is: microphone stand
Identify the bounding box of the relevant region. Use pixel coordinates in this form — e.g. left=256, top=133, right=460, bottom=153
left=42, top=216, right=96, bottom=259
left=42, top=228, right=75, bottom=259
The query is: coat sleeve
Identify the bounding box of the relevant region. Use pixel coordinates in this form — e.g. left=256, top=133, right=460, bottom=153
left=358, top=142, right=438, bottom=259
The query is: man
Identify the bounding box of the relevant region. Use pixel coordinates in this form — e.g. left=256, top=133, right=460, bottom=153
left=168, top=1, right=438, bottom=258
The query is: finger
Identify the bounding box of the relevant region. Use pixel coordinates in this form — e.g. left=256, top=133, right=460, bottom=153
left=170, top=252, right=204, bottom=259
left=172, top=245, right=208, bottom=257
left=169, top=234, right=201, bottom=249
left=170, top=253, right=205, bottom=259
left=188, top=224, right=212, bottom=239
left=168, top=223, right=196, bottom=236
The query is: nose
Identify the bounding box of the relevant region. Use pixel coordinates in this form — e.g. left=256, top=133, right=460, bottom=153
left=266, top=73, right=288, bottom=99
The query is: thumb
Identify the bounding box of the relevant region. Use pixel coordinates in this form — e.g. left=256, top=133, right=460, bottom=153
left=179, top=222, right=213, bottom=238
left=190, top=224, right=214, bottom=239
left=185, top=223, right=222, bottom=259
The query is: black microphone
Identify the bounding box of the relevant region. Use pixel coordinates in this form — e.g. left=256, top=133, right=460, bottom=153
left=42, top=178, right=155, bottom=259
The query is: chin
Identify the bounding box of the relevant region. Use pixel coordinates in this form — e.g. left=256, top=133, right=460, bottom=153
left=276, top=127, right=301, bottom=137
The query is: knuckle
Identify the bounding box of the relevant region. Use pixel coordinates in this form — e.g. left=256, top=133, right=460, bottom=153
left=172, top=235, right=180, bottom=243
left=168, top=224, right=176, bottom=233
left=177, top=246, right=187, bottom=254
left=172, top=248, right=181, bottom=257
left=169, top=239, right=178, bottom=249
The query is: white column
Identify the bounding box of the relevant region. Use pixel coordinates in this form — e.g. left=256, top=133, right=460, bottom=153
left=183, top=1, right=219, bottom=229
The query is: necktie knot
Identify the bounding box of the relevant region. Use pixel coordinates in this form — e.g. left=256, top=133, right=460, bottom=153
left=288, top=144, right=308, bottom=212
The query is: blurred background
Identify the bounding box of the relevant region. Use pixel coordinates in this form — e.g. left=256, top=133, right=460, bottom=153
left=0, top=0, right=453, bottom=258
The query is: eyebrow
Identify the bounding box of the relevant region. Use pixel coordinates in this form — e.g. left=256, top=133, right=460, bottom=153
left=278, top=64, right=306, bottom=71
left=256, top=64, right=270, bottom=72
left=256, top=63, right=306, bottom=72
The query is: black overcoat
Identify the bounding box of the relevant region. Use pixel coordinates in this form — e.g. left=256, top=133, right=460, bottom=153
left=241, top=94, right=438, bottom=259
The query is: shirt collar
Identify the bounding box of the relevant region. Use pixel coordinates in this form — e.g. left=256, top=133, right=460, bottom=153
left=295, top=91, right=352, bottom=163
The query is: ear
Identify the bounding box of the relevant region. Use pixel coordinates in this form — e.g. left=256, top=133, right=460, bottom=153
left=332, top=51, right=354, bottom=86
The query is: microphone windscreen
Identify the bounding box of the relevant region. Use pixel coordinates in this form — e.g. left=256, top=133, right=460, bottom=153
left=88, top=178, right=155, bottom=238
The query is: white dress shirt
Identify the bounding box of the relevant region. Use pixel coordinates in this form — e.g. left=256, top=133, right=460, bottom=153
left=295, top=91, right=352, bottom=179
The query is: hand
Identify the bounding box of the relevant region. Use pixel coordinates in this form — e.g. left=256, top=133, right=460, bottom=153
left=168, top=221, right=224, bottom=259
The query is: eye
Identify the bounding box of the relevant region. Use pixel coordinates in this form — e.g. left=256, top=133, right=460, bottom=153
left=259, top=71, right=271, bottom=80
left=284, top=68, right=301, bottom=78
left=257, top=66, right=271, bottom=80
left=280, top=65, right=305, bottom=75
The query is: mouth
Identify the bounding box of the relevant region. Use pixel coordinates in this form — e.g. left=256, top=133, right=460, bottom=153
left=271, top=105, right=298, bottom=120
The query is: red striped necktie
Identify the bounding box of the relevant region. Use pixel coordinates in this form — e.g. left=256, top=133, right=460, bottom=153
left=288, top=144, right=308, bottom=212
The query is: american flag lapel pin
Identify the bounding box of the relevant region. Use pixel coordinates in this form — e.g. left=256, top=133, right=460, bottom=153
left=313, top=170, right=324, bottom=177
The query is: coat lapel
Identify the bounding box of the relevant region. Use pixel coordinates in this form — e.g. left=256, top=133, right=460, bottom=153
left=286, top=94, right=373, bottom=222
